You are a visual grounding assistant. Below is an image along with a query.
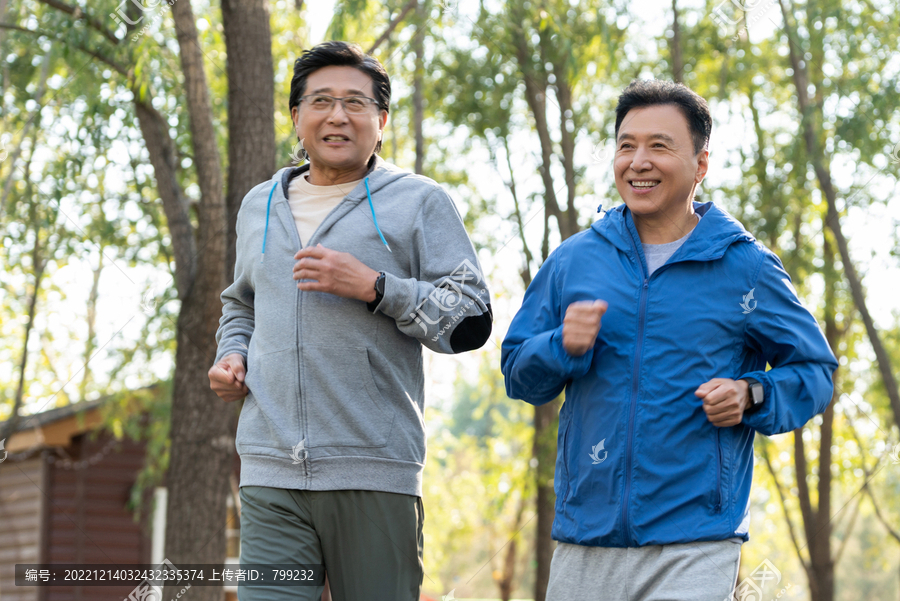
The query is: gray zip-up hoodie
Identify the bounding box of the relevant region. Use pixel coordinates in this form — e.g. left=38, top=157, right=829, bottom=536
left=215, top=157, right=492, bottom=497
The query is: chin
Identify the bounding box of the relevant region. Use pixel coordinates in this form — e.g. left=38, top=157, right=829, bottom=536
left=621, top=197, right=657, bottom=215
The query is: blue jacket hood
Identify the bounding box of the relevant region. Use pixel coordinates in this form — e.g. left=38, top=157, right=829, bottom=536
left=591, top=201, right=755, bottom=262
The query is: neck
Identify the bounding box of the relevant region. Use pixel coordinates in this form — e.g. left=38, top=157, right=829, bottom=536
left=633, top=201, right=698, bottom=244
left=307, top=163, right=368, bottom=186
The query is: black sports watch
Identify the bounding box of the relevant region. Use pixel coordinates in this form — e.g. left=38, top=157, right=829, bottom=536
left=741, top=377, right=765, bottom=415
left=373, top=272, right=386, bottom=304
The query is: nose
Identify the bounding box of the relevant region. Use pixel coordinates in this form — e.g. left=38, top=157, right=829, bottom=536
left=326, top=100, right=350, bottom=122
left=630, top=145, right=653, bottom=172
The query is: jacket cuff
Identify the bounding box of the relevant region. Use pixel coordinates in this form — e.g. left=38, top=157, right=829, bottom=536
left=215, top=342, right=249, bottom=366
left=550, top=326, right=595, bottom=380
left=368, top=272, right=416, bottom=319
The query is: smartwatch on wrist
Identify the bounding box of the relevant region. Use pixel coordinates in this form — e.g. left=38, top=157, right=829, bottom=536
left=740, top=377, right=765, bottom=415
left=373, top=272, right=386, bottom=304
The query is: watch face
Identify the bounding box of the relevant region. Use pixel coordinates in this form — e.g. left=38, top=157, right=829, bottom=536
left=751, top=383, right=764, bottom=405
left=376, top=274, right=386, bottom=295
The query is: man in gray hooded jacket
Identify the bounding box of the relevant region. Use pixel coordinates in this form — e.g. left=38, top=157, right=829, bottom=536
left=209, top=42, right=492, bottom=601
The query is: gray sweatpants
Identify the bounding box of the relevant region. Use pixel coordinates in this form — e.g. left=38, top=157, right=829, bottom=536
left=546, top=538, right=742, bottom=601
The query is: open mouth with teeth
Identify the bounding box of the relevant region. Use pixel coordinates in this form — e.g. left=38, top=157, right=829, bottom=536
left=323, top=135, right=350, bottom=142
left=629, top=180, right=660, bottom=191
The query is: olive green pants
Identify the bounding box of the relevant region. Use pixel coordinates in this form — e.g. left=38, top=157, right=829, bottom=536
left=238, top=486, right=424, bottom=601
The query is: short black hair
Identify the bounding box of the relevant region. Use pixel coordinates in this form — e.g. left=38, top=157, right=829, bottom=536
left=289, top=41, right=391, bottom=154
left=614, top=80, right=712, bottom=155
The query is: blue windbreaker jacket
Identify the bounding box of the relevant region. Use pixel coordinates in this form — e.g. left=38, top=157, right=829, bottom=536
left=501, top=201, right=838, bottom=547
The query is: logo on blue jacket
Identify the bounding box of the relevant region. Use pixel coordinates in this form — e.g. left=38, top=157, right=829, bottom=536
left=740, top=288, right=757, bottom=314
left=589, top=439, right=608, bottom=465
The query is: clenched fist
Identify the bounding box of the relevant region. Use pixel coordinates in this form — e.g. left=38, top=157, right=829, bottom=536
left=208, top=353, right=250, bottom=402
left=562, top=300, right=608, bottom=356
left=695, top=378, right=751, bottom=427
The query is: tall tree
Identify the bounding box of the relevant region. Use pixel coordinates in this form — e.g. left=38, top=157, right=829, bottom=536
left=9, top=1, right=275, bottom=598
left=432, top=2, right=628, bottom=595
left=778, top=0, right=900, bottom=431
left=221, top=0, right=276, bottom=282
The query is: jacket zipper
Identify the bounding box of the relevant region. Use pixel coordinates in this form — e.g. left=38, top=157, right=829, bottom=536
left=623, top=231, right=650, bottom=546
left=622, top=275, right=648, bottom=546
left=714, top=429, right=723, bottom=513
left=296, top=283, right=308, bottom=483
left=281, top=193, right=308, bottom=484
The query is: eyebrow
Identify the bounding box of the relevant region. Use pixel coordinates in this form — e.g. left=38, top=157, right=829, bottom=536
left=309, top=87, right=369, bottom=96
left=617, top=132, right=678, bottom=145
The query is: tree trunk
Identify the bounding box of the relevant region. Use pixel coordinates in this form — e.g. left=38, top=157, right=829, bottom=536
left=777, top=0, right=900, bottom=429
left=133, top=98, right=196, bottom=300
left=0, top=178, right=46, bottom=443
left=533, top=396, right=561, bottom=601
left=163, top=1, right=232, bottom=599
left=495, top=497, right=526, bottom=601
left=367, top=0, right=417, bottom=54
left=792, top=228, right=839, bottom=601
left=221, top=0, right=276, bottom=284
left=79, top=250, right=103, bottom=401
left=669, top=0, right=683, bottom=83
left=412, top=0, right=425, bottom=175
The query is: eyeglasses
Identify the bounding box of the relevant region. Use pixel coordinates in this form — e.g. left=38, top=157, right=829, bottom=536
left=300, top=94, right=379, bottom=114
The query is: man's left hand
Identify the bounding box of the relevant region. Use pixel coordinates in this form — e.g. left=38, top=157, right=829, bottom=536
left=695, top=378, right=751, bottom=427
left=293, top=244, right=379, bottom=302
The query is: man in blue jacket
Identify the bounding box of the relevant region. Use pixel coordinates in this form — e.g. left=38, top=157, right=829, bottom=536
left=501, top=79, right=837, bottom=600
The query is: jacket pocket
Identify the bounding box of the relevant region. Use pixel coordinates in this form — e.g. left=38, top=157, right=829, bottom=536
left=303, top=345, right=395, bottom=448
left=557, top=418, right=572, bottom=512
left=238, top=347, right=301, bottom=456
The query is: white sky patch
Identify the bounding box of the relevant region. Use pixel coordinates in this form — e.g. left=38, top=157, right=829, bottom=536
left=307, top=0, right=336, bottom=45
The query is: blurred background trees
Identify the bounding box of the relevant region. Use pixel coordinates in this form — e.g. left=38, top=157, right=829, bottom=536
left=1, top=0, right=898, bottom=600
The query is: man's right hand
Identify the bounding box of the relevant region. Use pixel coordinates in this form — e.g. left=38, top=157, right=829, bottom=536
left=208, top=353, right=250, bottom=402
left=562, top=300, right=608, bottom=356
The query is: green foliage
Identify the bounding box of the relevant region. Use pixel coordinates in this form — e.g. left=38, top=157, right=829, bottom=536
left=2, top=0, right=900, bottom=598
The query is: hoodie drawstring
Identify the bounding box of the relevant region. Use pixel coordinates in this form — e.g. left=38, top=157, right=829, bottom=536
left=261, top=176, right=391, bottom=260
left=365, top=177, right=391, bottom=253
left=260, top=181, right=279, bottom=262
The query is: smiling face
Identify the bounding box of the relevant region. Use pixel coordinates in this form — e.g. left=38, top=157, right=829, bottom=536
left=291, top=65, right=388, bottom=185
left=613, top=104, right=708, bottom=220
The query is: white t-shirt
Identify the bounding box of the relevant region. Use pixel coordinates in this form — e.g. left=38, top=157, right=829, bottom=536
left=288, top=174, right=364, bottom=246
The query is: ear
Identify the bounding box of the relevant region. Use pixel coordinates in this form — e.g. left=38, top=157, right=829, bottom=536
left=291, top=106, right=300, bottom=132
left=695, top=149, right=709, bottom=184
left=378, top=110, right=389, bottom=137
